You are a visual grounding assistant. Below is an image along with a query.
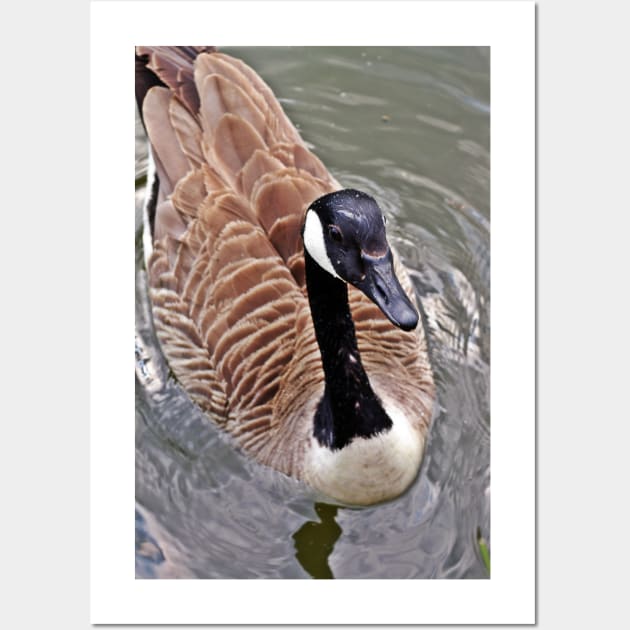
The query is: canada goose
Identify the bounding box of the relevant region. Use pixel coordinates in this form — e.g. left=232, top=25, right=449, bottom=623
left=136, top=47, right=435, bottom=505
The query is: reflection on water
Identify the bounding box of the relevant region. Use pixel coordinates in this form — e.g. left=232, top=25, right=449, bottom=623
left=135, top=509, right=165, bottom=577
left=135, top=46, right=490, bottom=579
left=293, top=503, right=342, bottom=579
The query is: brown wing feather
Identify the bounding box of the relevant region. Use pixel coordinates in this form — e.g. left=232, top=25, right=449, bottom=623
left=136, top=46, right=217, bottom=114
left=138, top=48, right=432, bottom=478
left=142, top=87, right=191, bottom=199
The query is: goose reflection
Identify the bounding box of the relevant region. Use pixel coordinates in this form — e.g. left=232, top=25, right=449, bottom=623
left=292, top=503, right=342, bottom=579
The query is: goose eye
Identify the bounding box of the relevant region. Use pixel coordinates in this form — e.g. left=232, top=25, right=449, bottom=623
left=327, top=224, right=343, bottom=243
left=383, top=214, right=388, bottom=226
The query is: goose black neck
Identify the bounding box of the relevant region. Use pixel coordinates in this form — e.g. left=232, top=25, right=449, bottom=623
left=304, top=249, right=392, bottom=450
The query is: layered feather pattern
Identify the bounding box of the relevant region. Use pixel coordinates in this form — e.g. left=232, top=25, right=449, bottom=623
left=137, top=48, right=434, bottom=481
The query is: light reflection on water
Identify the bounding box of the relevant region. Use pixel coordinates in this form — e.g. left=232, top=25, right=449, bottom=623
left=135, top=46, right=490, bottom=579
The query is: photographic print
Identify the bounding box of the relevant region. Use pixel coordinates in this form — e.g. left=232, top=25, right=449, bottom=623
left=134, top=45, right=490, bottom=580
left=92, top=1, right=533, bottom=623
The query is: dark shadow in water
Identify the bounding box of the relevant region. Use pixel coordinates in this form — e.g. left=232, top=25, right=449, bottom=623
left=292, top=503, right=342, bottom=579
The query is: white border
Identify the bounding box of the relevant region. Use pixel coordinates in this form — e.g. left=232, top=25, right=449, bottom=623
left=91, top=0, right=534, bottom=624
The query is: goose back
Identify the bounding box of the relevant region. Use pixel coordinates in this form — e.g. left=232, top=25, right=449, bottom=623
left=136, top=47, right=434, bottom=489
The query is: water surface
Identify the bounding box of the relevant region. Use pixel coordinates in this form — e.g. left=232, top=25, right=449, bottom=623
left=135, top=46, right=490, bottom=579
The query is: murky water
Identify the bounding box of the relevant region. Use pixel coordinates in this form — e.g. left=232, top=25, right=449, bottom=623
left=135, top=46, right=490, bottom=579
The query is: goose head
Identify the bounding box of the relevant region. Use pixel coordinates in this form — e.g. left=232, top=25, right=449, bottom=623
left=302, top=189, right=419, bottom=331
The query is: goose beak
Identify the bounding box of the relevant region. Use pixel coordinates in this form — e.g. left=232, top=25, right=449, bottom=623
left=354, top=249, right=419, bottom=331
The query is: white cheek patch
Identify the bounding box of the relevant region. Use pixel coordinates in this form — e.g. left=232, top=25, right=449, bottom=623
left=303, top=210, right=341, bottom=279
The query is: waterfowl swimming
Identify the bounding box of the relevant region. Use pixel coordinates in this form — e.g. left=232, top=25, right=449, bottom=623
left=135, top=46, right=434, bottom=505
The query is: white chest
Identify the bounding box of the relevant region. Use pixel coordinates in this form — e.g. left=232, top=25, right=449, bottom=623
left=303, top=400, right=425, bottom=506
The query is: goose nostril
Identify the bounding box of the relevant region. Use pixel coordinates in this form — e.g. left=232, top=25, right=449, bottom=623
left=372, top=275, right=389, bottom=305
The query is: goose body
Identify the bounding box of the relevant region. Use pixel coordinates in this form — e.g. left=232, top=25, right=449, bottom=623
left=136, top=47, right=434, bottom=505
